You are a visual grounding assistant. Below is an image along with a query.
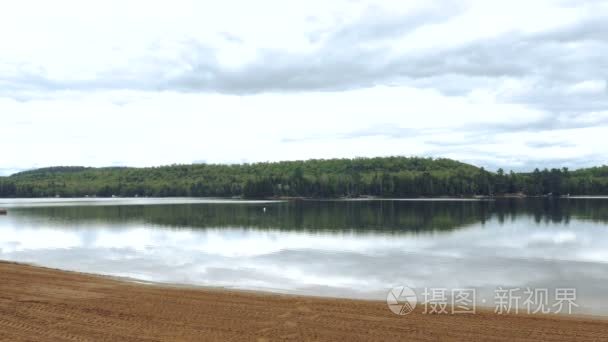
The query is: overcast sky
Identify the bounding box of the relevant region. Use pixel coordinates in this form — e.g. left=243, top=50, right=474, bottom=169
left=1, top=0, right=607, bottom=175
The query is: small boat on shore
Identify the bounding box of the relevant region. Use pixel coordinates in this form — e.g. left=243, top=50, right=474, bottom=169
left=0, top=208, right=7, bottom=215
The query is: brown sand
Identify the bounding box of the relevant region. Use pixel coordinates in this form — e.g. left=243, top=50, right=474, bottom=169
left=1, top=262, right=607, bottom=341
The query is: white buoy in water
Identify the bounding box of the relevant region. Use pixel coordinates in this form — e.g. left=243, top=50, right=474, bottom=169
left=263, top=207, right=267, bottom=213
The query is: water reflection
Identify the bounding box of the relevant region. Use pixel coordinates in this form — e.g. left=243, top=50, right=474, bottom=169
left=1, top=198, right=608, bottom=315
left=5, top=198, right=608, bottom=231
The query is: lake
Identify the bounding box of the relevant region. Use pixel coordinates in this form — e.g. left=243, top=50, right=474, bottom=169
left=1, top=197, right=608, bottom=315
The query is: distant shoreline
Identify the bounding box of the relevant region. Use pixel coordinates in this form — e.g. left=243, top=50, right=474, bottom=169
left=4, top=194, right=608, bottom=201
left=2, top=157, right=606, bottom=199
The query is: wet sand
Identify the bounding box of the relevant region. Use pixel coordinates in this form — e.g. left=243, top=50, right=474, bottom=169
left=1, top=261, right=607, bottom=341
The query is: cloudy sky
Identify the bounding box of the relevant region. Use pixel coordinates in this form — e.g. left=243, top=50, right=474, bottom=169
left=1, top=0, right=607, bottom=175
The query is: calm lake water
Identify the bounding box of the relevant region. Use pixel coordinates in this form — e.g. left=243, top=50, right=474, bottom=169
left=1, top=197, right=608, bottom=315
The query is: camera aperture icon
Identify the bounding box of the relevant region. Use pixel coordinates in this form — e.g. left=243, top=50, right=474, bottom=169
left=387, top=286, right=417, bottom=315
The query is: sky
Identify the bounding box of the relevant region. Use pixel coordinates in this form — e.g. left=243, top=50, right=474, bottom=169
left=1, top=0, right=607, bottom=175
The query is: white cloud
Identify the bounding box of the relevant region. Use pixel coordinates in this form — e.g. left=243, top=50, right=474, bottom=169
left=1, top=0, right=607, bottom=174
left=566, top=80, right=606, bottom=94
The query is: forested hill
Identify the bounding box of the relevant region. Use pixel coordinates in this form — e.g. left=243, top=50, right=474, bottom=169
left=0, top=157, right=607, bottom=198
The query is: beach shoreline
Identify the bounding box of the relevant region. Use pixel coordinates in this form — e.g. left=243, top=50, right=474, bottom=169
left=1, top=261, right=607, bottom=341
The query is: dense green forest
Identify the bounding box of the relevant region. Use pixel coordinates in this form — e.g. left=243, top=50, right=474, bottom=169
left=0, top=157, right=607, bottom=198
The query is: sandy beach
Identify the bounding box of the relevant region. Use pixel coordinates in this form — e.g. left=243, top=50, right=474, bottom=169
left=0, top=262, right=606, bottom=341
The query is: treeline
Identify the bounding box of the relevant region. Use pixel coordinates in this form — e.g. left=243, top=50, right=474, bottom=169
left=0, top=157, right=607, bottom=198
